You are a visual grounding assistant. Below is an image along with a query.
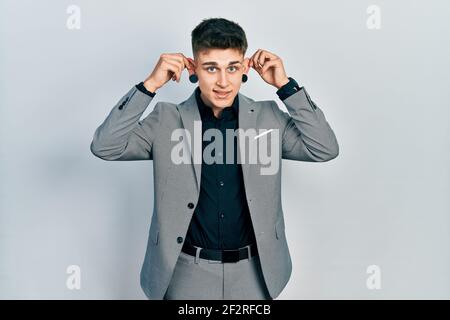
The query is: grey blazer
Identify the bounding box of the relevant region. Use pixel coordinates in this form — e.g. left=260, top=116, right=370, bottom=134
left=90, top=84, right=339, bottom=299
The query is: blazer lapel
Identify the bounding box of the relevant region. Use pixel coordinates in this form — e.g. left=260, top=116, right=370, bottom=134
left=237, top=92, right=257, bottom=188
left=177, top=90, right=202, bottom=194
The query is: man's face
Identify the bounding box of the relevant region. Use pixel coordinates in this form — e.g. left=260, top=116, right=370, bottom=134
left=194, top=48, right=249, bottom=110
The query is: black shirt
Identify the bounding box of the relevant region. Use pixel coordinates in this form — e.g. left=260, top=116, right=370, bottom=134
left=136, top=78, right=300, bottom=249
left=183, top=86, right=257, bottom=249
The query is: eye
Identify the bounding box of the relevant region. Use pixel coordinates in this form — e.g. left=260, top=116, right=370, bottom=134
left=205, top=66, right=239, bottom=73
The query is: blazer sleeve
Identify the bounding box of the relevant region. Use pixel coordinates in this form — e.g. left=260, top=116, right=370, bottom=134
left=270, top=87, right=339, bottom=162
left=90, top=86, right=162, bottom=161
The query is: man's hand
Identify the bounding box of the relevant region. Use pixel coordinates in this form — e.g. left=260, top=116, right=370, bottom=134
left=143, top=53, right=196, bottom=92
left=248, top=49, right=290, bottom=89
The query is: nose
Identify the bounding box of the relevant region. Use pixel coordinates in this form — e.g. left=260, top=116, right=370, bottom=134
left=216, top=69, right=229, bottom=87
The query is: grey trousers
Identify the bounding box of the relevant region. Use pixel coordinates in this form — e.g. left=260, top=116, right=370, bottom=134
left=163, top=245, right=272, bottom=300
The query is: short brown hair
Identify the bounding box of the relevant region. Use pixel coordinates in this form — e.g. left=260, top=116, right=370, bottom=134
left=191, top=18, right=248, bottom=58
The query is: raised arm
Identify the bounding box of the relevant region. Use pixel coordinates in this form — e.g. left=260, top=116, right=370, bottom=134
left=90, top=86, right=162, bottom=161
left=90, top=52, right=196, bottom=161
left=271, top=87, right=339, bottom=162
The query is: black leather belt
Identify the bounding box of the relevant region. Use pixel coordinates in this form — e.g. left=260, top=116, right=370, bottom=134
left=181, top=242, right=258, bottom=263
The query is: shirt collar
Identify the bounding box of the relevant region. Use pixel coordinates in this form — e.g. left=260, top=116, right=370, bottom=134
left=195, top=86, right=239, bottom=121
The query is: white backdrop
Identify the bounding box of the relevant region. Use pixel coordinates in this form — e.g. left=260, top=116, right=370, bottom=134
left=1, top=0, right=449, bottom=299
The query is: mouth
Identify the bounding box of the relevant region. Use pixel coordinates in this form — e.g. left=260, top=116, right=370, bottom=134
left=213, top=90, right=232, bottom=99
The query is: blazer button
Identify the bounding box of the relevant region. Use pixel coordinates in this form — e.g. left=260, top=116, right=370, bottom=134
left=187, top=202, right=194, bottom=209
left=177, top=237, right=183, bottom=244
left=118, top=105, right=123, bottom=110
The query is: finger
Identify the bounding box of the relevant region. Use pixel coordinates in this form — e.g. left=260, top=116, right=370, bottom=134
left=164, top=55, right=185, bottom=80
left=164, top=60, right=181, bottom=82
left=162, top=60, right=176, bottom=80
left=170, top=59, right=184, bottom=82
left=172, top=53, right=193, bottom=74
left=164, top=56, right=184, bottom=70
left=177, top=53, right=194, bottom=68
left=161, top=54, right=183, bottom=72
left=171, top=53, right=190, bottom=70
left=248, top=50, right=258, bottom=69
left=261, top=59, right=278, bottom=74
left=166, top=53, right=184, bottom=65
left=171, top=53, right=196, bottom=80
left=260, top=51, right=277, bottom=66
left=258, top=51, right=273, bottom=68
left=254, top=49, right=264, bottom=68
left=251, top=49, right=262, bottom=69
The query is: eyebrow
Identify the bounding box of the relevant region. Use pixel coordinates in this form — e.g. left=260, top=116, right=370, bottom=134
left=201, top=60, right=241, bottom=66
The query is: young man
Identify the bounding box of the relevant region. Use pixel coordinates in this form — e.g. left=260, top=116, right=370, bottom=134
left=90, top=17, right=339, bottom=300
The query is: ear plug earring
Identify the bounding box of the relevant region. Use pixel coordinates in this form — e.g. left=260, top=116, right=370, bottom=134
left=242, top=74, right=248, bottom=83
left=189, top=74, right=198, bottom=83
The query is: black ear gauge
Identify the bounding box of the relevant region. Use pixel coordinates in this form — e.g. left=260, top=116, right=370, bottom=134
left=242, top=74, right=248, bottom=83
left=189, top=74, right=198, bottom=83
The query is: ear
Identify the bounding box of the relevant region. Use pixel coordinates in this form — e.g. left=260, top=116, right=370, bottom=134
left=243, top=57, right=251, bottom=74
left=186, top=57, right=197, bottom=74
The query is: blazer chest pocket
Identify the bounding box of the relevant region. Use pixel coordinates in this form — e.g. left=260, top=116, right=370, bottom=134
left=275, top=217, right=285, bottom=240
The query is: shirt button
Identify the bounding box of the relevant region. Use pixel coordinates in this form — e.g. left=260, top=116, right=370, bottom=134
left=219, top=181, right=224, bottom=187
left=187, top=202, right=194, bottom=209
left=177, top=237, right=183, bottom=243
left=220, top=213, right=224, bottom=218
